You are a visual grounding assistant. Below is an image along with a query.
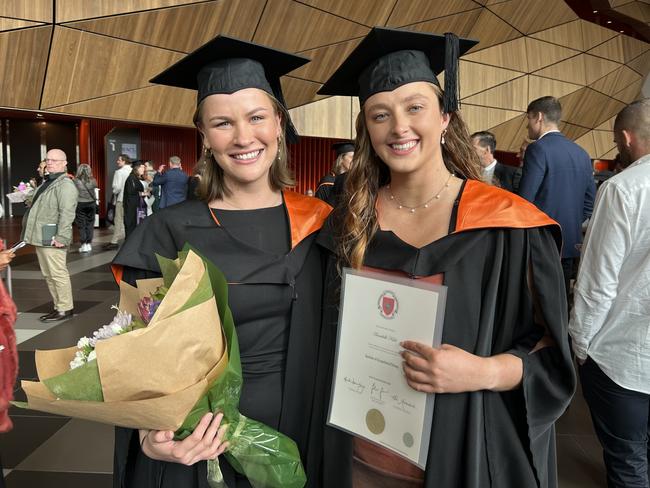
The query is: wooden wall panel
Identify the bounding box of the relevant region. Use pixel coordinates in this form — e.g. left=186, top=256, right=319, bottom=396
left=459, top=61, right=525, bottom=98
left=590, top=65, right=642, bottom=96
left=0, top=0, right=52, bottom=22
left=0, top=19, right=43, bottom=32
left=467, top=9, right=522, bottom=52
left=253, top=0, right=368, bottom=52
left=560, top=88, right=625, bottom=128
left=65, top=0, right=266, bottom=53
left=584, top=54, right=622, bottom=84
left=458, top=104, right=522, bottom=134
left=575, top=131, right=597, bottom=158
left=596, top=116, right=616, bottom=131
left=0, top=26, right=52, bottom=109
left=463, top=37, right=529, bottom=72
left=42, top=28, right=183, bottom=109
left=614, top=2, right=650, bottom=23
left=292, top=39, right=362, bottom=84
left=613, top=79, right=643, bottom=103
left=627, top=49, right=650, bottom=74
left=289, top=96, right=354, bottom=139
left=581, top=19, right=618, bottom=50
left=533, top=55, right=587, bottom=85
left=407, top=9, right=481, bottom=39
left=588, top=35, right=650, bottom=63
left=386, top=0, right=479, bottom=27
left=56, top=0, right=203, bottom=23
left=488, top=0, right=578, bottom=34
left=463, top=76, right=529, bottom=111
left=281, top=78, right=326, bottom=109
left=528, top=76, right=582, bottom=101
left=525, top=38, right=580, bottom=71
left=529, top=20, right=584, bottom=51
left=559, top=122, right=590, bottom=141
left=592, top=130, right=616, bottom=158
left=488, top=113, right=528, bottom=152
left=299, top=0, right=396, bottom=27
left=51, top=85, right=196, bottom=127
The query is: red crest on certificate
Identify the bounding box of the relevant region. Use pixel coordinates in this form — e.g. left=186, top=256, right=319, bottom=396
left=378, top=291, right=398, bottom=319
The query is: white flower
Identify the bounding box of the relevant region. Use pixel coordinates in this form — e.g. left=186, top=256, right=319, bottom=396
left=87, top=350, right=97, bottom=362
left=77, top=337, right=91, bottom=349
left=69, top=350, right=87, bottom=369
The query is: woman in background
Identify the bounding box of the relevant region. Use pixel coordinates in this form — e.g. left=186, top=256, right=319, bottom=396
left=122, top=161, right=146, bottom=238
left=74, top=164, right=98, bottom=253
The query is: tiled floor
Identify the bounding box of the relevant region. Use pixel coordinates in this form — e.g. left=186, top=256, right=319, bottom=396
left=0, top=221, right=609, bottom=487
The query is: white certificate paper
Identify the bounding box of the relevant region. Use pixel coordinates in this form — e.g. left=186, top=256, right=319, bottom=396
left=327, top=268, right=447, bottom=469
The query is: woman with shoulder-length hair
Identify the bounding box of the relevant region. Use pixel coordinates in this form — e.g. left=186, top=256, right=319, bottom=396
left=122, top=160, right=147, bottom=238
left=111, top=35, right=331, bottom=488
left=307, top=27, right=575, bottom=488
left=74, top=163, right=98, bottom=252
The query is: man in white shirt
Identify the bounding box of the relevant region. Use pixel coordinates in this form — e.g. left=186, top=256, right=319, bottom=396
left=105, top=154, right=131, bottom=250
left=569, top=99, right=650, bottom=488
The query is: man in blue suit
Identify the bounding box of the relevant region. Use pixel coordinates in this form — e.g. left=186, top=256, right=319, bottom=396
left=518, top=96, right=596, bottom=302
left=152, top=155, right=189, bottom=208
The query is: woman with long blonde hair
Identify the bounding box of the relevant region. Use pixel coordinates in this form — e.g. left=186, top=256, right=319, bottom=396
left=308, top=27, right=575, bottom=488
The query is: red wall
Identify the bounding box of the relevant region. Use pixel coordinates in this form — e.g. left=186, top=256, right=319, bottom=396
left=290, top=136, right=346, bottom=194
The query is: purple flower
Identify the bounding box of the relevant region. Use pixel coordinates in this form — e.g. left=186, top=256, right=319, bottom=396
left=137, top=296, right=161, bottom=324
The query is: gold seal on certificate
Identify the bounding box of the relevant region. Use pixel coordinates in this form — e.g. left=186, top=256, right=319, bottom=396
left=327, top=268, right=447, bottom=469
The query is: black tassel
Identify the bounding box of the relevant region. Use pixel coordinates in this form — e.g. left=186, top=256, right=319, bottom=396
left=443, top=32, right=460, bottom=113
left=270, top=78, right=300, bottom=144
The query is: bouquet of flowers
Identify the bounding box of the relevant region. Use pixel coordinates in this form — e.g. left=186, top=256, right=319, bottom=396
left=6, top=181, right=34, bottom=203
left=14, top=248, right=306, bottom=488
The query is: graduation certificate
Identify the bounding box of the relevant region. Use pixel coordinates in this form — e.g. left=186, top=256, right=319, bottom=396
left=327, top=267, right=447, bottom=469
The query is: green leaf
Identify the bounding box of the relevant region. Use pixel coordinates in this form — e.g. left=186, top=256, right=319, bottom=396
left=43, top=359, right=104, bottom=401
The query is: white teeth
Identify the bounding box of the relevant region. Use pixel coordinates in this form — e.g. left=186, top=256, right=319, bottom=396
left=391, top=141, right=417, bottom=151
left=232, top=150, right=261, bottom=160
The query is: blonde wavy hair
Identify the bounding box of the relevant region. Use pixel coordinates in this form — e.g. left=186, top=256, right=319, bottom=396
left=337, top=84, right=482, bottom=269
left=192, top=92, right=295, bottom=202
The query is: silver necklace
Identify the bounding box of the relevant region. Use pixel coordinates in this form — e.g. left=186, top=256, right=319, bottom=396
left=386, top=172, right=454, bottom=213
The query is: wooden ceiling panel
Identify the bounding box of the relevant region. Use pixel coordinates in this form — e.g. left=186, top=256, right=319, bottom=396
left=458, top=61, right=526, bottom=98
left=280, top=77, right=326, bottom=109
left=254, top=0, right=369, bottom=52
left=66, top=0, right=266, bottom=53
left=386, top=0, right=479, bottom=27
left=487, top=0, right=578, bottom=35
left=601, top=146, right=618, bottom=159
left=0, top=26, right=52, bottom=109
left=533, top=55, right=586, bottom=85
left=592, top=130, right=616, bottom=158
left=407, top=9, right=481, bottom=39
left=42, top=28, right=183, bottom=109
left=0, top=18, right=44, bottom=32
left=298, top=0, right=396, bottom=27
left=559, top=122, right=590, bottom=141
left=292, top=39, right=362, bottom=84
left=463, top=37, right=528, bottom=72
left=614, top=2, right=650, bottom=23
left=56, top=0, right=204, bottom=23
left=581, top=19, right=618, bottom=51
left=528, top=75, right=583, bottom=101
left=574, top=131, right=597, bottom=158
left=463, top=75, right=529, bottom=111
left=488, top=113, right=527, bottom=152
left=596, top=116, right=616, bottom=131
left=467, top=8, right=522, bottom=52
left=0, top=0, right=52, bottom=22
left=626, top=49, right=650, bottom=75
left=583, top=54, right=622, bottom=84
left=50, top=85, right=196, bottom=126
left=609, top=0, right=633, bottom=6
left=458, top=104, right=522, bottom=134
left=289, top=96, right=354, bottom=139
left=588, top=35, right=650, bottom=63
left=525, top=38, right=580, bottom=72
left=529, top=20, right=584, bottom=51
left=559, top=88, right=624, bottom=128
left=613, top=79, right=643, bottom=103
left=590, top=65, right=642, bottom=96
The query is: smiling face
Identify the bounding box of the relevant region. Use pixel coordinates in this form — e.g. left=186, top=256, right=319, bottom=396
left=364, top=82, right=449, bottom=178
left=198, top=88, right=282, bottom=192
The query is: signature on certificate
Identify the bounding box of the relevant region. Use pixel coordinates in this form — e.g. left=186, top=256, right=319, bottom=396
left=344, top=376, right=366, bottom=394
left=391, top=394, right=417, bottom=413
left=370, top=382, right=390, bottom=401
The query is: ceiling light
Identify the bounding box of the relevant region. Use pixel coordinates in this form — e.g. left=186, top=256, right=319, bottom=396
left=607, top=20, right=612, bottom=24
left=36, top=113, right=43, bottom=118
left=593, top=10, right=598, bottom=13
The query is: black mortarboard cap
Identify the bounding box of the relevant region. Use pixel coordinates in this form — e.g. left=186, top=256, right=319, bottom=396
left=150, top=35, right=310, bottom=143
left=318, top=27, right=478, bottom=112
left=332, top=141, right=355, bottom=155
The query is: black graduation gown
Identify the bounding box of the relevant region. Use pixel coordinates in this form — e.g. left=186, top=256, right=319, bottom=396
left=110, top=192, right=332, bottom=488
left=315, top=174, right=336, bottom=203
left=307, top=179, right=576, bottom=488
left=123, top=174, right=144, bottom=238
